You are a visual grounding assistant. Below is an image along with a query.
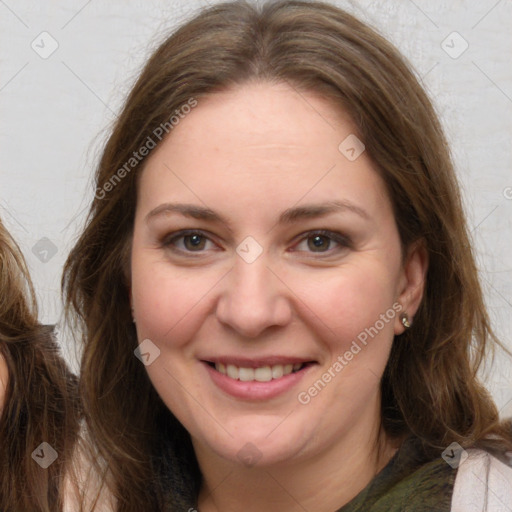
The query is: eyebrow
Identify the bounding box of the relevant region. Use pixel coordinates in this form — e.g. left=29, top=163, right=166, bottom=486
left=145, top=200, right=370, bottom=230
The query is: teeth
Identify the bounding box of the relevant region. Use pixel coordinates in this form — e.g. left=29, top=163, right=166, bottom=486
left=254, top=366, right=272, bottom=382
left=226, top=364, right=239, bottom=379
left=271, top=365, right=283, bottom=379
left=214, top=362, right=304, bottom=381
left=239, top=367, right=254, bottom=381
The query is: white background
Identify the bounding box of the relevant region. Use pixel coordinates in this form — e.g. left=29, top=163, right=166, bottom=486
left=1, top=0, right=511, bottom=415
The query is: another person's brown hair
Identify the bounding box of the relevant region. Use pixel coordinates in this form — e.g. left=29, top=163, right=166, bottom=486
left=0, top=218, right=80, bottom=511
left=62, top=1, right=512, bottom=510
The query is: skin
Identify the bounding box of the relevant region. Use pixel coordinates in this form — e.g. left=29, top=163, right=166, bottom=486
left=130, top=81, right=428, bottom=512
left=0, top=353, right=7, bottom=411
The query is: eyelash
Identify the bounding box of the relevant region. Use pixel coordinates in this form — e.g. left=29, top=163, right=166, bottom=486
left=161, top=229, right=351, bottom=257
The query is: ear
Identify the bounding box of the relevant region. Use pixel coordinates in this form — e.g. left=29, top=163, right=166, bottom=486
left=394, top=239, right=429, bottom=335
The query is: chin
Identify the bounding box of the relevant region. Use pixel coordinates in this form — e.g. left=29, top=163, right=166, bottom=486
left=194, top=419, right=310, bottom=468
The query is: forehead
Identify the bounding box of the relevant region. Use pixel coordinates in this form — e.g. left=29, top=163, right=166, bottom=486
left=137, top=81, right=392, bottom=222
left=154, top=81, right=355, bottom=158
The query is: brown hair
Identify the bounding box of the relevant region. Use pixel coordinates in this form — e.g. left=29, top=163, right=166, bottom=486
left=62, top=0, right=512, bottom=509
left=0, top=219, right=81, bottom=511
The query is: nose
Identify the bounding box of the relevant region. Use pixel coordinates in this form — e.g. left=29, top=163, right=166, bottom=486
left=215, top=255, right=292, bottom=339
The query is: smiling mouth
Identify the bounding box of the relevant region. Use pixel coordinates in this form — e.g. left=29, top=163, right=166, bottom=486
left=205, top=361, right=313, bottom=382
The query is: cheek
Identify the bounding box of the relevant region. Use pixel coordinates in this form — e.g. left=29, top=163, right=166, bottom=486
left=132, top=256, right=399, bottom=350
left=298, top=261, right=399, bottom=347
left=130, top=254, right=219, bottom=350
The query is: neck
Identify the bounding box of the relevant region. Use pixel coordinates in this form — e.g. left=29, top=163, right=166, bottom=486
left=195, top=404, right=401, bottom=512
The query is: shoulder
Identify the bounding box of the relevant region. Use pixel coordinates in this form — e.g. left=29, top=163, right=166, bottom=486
left=451, top=448, right=512, bottom=512
left=63, top=432, right=117, bottom=512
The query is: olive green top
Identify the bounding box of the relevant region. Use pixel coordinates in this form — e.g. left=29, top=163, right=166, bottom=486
left=336, top=436, right=456, bottom=511
left=160, top=435, right=457, bottom=511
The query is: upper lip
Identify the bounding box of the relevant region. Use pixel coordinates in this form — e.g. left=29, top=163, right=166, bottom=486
left=200, top=356, right=316, bottom=368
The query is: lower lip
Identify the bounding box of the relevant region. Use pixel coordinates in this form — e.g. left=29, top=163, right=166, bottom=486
left=203, top=362, right=314, bottom=401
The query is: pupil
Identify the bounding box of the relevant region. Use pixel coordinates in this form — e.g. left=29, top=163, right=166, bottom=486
left=309, top=235, right=328, bottom=251
left=185, top=234, right=204, bottom=250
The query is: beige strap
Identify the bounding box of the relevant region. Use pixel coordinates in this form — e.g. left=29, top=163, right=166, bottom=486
left=451, top=449, right=512, bottom=511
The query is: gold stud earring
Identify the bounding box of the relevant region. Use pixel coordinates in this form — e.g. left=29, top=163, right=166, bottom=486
left=400, top=313, right=411, bottom=329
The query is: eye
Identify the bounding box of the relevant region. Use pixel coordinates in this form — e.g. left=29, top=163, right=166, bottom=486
left=292, top=230, right=351, bottom=255
left=162, top=230, right=217, bottom=254
left=161, top=229, right=351, bottom=257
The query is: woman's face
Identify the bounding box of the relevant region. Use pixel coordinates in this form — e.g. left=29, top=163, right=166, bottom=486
left=131, top=81, right=426, bottom=468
